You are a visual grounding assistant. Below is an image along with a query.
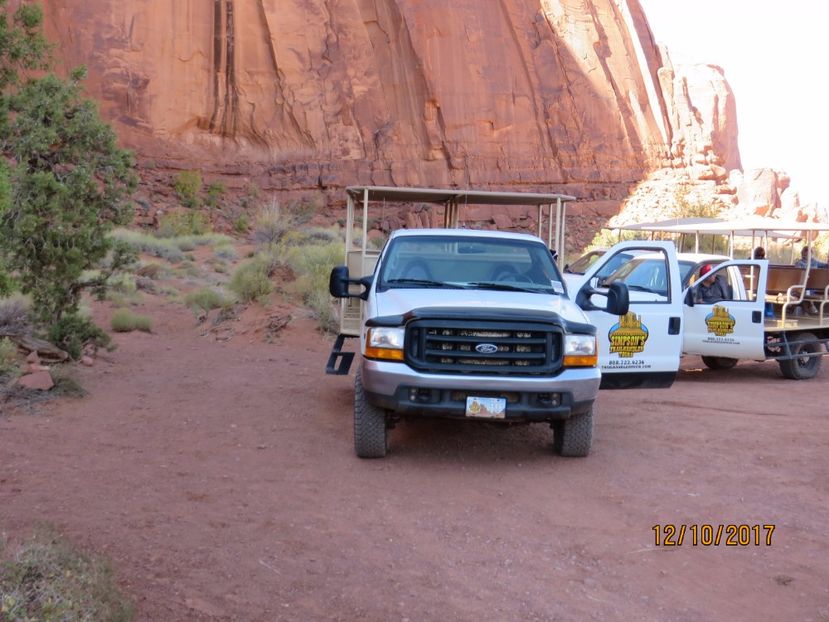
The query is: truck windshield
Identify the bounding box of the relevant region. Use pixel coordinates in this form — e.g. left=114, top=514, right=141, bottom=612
left=377, top=235, right=564, bottom=294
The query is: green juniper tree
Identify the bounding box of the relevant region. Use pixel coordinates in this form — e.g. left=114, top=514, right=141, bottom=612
left=0, top=1, right=137, bottom=333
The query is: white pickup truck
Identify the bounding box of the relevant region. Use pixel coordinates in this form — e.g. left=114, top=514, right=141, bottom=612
left=576, top=241, right=829, bottom=380
left=325, top=186, right=691, bottom=459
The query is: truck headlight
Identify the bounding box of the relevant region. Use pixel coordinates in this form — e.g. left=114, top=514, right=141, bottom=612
left=563, top=334, right=597, bottom=367
left=365, top=327, right=405, bottom=361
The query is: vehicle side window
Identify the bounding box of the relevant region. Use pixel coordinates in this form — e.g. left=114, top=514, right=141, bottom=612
left=693, top=267, right=735, bottom=304
left=598, top=249, right=671, bottom=302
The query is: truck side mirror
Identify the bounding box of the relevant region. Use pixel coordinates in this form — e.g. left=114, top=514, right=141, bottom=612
left=684, top=287, right=695, bottom=307
left=329, top=265, right=350, bottom=298
left=575, top=281, right=629, bottom=314
left=329, top=265, right=372, bottom=300
left=606, top=282, right=630, bottom=316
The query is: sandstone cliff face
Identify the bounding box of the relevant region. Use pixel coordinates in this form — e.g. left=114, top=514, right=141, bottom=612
left=41, top=0, right=738, bottom=201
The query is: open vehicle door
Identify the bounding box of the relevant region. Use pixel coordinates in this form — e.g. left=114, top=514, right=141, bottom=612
left=682, top=260, right=768, bottom=360
left=574, top=241, right=683, bottom=389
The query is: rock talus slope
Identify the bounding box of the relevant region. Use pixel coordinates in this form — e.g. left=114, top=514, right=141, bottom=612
left=42, top=0, right=739, bottom=204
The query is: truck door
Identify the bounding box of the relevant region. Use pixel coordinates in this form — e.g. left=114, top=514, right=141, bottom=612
left=682, top=260, right=768, bottom=360
left=575, top=242, right=683, bottom=389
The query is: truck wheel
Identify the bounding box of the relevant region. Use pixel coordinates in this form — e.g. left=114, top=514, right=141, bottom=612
left=701, top=356, right=739, bottom=370
left=354, top=369, right=389, bottom=458
left=553, top=407, right=594, bottom=457
left=778, top=332, right=823, bottom=380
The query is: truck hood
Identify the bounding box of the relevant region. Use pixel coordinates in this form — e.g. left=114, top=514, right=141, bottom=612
left=375, top=288, right=587, bottom=322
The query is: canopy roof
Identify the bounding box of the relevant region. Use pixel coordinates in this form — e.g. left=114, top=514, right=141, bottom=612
left=608, top=216, right=829, bottom=238
left=345, top=185, right=576, bottom=206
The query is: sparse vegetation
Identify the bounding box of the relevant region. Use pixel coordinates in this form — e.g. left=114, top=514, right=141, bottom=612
left=252, top=201, right=288, bottom=249
left=228, top=259, right=273, bottom=304
left=0, top=525, right=133, bottom=621
left=0, top=295, right=30, bottom=335
left=158, top=210, right=210, bottom=238
left=48, top=314, right=112, bottom=360
left=214, top=244, right=238, bottom=261
left=205, top=181, right=226, bottom=209
left=283, top=240, right=342, bottom=332
left=173, top=170, right=202, bottom=209
left=233, top=214, right=250, bottom=234
left=109, top=229, right=185, bottom=263
left=110, top=309, right=153, bottom=333
left=0, top=336, right=17, bottom=376
left=184, top=287, right=232, bottom=313
left=51, top=365, right=87, bottom=398
left=671, top=185, right=726, bottom=219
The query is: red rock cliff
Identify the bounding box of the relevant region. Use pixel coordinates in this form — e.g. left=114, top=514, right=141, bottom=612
left=41, top=0, right=739, bottom=206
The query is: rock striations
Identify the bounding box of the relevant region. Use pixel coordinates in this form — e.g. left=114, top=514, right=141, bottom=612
left=39, top=0, right=802, bottom=234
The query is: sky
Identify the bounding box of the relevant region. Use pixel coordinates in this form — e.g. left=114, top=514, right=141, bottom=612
left=638, top=0, right=828, bottom=210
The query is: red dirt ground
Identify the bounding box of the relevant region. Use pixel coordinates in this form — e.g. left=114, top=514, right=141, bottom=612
left=1, top=295, right=828, bottom=621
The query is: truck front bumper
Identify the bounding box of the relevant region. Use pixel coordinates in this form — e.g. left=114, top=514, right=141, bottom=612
left=361, top=359, right=600, bottom=421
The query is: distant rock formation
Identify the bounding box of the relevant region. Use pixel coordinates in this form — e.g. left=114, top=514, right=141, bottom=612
left=36, top=0, right=808, bottom=248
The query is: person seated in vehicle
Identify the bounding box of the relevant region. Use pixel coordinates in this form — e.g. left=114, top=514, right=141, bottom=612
left=753, top=246, right=766, bottom=260
left=695, top=264, right=732, bottom=304
left=794, top=246, right=828, bottom=269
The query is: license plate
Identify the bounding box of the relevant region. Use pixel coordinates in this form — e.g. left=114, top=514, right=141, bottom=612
left=465, top=396, right=506, bottom=419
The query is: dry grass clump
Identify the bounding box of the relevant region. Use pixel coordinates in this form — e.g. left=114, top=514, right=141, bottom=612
left=110, top=309, right=153, bottom=333
left=228, top=259, right=273, bottom=304
left=0, top=526, right=133, bottom=621
left=184, top=287, right=233, bottom=313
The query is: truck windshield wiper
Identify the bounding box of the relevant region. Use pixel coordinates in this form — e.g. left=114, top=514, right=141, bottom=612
left=385, top=278, right=462, bottom=289
left=466, top=281, right=550, bottom=293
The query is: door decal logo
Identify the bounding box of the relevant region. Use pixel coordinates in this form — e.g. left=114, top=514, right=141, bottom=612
left=705, top=305, right=736, bottom=336
left=608, top=312, right=649, bottom=358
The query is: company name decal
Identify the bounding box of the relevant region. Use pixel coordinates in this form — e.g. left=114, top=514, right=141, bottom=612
left=608, top=312, right=649, bottom=358
left=705, top=305, right=736, bottom=336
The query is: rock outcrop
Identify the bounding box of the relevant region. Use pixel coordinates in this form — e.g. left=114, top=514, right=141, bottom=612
left=38, top=0, right=806, bottom=249
left=40, top=2, right=733, bottom=193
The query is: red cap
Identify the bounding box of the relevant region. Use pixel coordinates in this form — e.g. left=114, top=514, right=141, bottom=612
left=700, top=264, right=713, bottom=276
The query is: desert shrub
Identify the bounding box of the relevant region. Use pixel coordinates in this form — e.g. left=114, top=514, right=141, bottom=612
left=0, top=295, right=30, bottom=334
left=228, top=259, right=272, bottom=303
left=214, top=244, right=237, bottom=261
left=158, top=210, right=210, bottom=238
left=109, top=229, right=184, bottom=263
left=135, top=262, right=164, bottom=279
left=240, top=181, right=262, bottom=211
left=283, top=240, right=342, bottom=332
left=176, top=233, right=232, bottom=249
left=51, top=365, right=87, bottom=398
left=110, top=308, right=152, bottom=333
left=173, top=170, right=202, bottom=209
left=107, top=273, right=137, bottom=294
left=184, top=287, right=231, bottom=313
left=233, top=214, right=250, bottom=233
left=205, top=181, right=226, bottom=209
left=0, top=336, right=17, bottom=375
left=252, top=201, right=288, bottom=249
left=0, top=525, right=133, bottom=621
left=48, top=314, right=112, bottom=360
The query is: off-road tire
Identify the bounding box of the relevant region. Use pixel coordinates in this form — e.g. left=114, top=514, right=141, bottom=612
left=354, top=369, right=389, bottom=458
left=553, top=407, right=594, bottom=457
left=778, top=332, right=823, bottom=380
left=701, top=356, right=739, bottom=370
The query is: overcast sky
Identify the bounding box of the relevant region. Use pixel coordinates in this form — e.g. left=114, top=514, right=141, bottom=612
left=638, top=0, right=827, bottom=209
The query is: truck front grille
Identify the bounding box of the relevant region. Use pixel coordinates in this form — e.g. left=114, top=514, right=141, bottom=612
left=406, top=320, right=562, bottom=375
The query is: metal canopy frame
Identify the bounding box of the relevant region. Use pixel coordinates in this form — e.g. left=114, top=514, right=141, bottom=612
left=344, top=186, right=577, bottom=266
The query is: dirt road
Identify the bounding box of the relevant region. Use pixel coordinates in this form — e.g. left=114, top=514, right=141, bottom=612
left=1, top=298, right=828, bottom=621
